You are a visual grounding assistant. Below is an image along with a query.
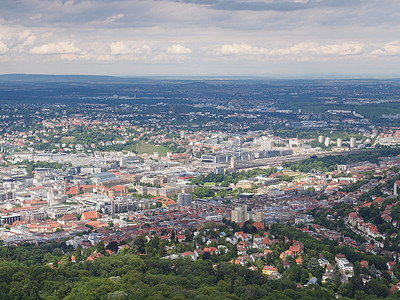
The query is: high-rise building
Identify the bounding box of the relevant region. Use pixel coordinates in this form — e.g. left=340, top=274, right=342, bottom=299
left=120, top=156, right=127, bottom=167
left=324, top=137, right=331, bottom=147
left=253, top=211, right=265, bottom=223
left=214, top=167, right=225, bottom=175
left=178, top=193, right=192, bottom=206
left=231, top=205, right=248, bottom=224
left=350, top=137, right=356, bottom=148
left=231, top=157, right=236, bottom=172
left=318, top=135, right=324, bottom=143
left=180, top=130, right=186, bottom=139
left=337, top=138, right=342, bottom=147
left=261, top=140, right=273, bottom=151
left=235, top=136, right=243, bottom=147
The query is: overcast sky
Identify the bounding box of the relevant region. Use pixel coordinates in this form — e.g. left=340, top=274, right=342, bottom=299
left=0, top=0, right=399, bottom=76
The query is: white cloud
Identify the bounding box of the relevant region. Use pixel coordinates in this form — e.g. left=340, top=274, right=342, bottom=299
left=218, top=42, right=364, bottom=57
left=104, top=14, right=124, bottom=24
left=318, top=43, right=363, bottom=55
left=218, top=43, right=268, bottom=55
left=0, top=42, right=8, bottom=54
left=283, top=42, right=364, bottom=56
left=13, top=30, right=37, bottom=51
left=167, top=44, right=192, bottom=54
left=109, top=42, right=151, bottom=55
left=0, top=0, right=398, bottom=75
left=371, top=41, right=400, bottom=56
left=110, top=42, right=134, bottom=55
left=29, top=42, right=81, bottom=54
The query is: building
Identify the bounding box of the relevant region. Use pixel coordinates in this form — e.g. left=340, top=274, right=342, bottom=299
left=262, top=266, right=281, bottom=279
left=231, top=205, right=248, bottom=224
left=252, top=211, right=265, bottom=223
left=46, top=205, right=77, bottom=219
left=81, top=211, right=102, bottom=221
left=335, top=253, right=353, bottom=278
left=214, top=167, right=225, bottom=175
left=91, top=172, right=118, bottom=186
left=201, top=154, right=231, bottom=164
left=0, top=189, right=14, bottom=201
left=1, top=214, right=21, bottom=225
left=170, top=153, right=191, bottom=163
left=260, top=140, right=273, bottom=151
left=178, top=193, right=192, bottom=206
left=324, top=137, right=331, bottom=147
left=21, top=210, right=47, bottom=222
left=350, top=137, right=356, bottom=148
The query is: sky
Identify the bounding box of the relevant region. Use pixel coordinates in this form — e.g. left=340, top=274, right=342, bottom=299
left=0, top=0, right=400, bottom=76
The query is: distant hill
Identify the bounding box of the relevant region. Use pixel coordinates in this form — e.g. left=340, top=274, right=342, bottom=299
left=0, top=74, right=153, bottom=84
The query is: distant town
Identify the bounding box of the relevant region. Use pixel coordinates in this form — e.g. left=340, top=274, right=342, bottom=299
left=1, top=76, right=400, bottom=298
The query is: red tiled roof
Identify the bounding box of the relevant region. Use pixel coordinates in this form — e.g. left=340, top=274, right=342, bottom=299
left=253, top=222, right=265, bottom=230
left=60, top=214, right=77, bottom=220
left=110, top=185, right=126, bottom=192
left=28, top=186, right=46, bottom=191
left=81, top=211, right=101, bottom=220
left=86, top=220, right=108, bottom=228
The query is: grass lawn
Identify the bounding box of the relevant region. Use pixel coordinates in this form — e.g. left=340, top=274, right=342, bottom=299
left=61, top=136, right=75, bottom=143
left=123, top=142, right=171, bottom=156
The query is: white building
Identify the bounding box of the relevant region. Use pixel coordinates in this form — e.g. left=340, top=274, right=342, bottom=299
left=324, top=137, right=331, bottom=147
left=350, top=137, right=356, bottom=148
left=335, top=253, right=353, bottom=278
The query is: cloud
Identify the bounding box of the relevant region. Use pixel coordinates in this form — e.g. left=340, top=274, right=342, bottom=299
left=0, top=0, right=398, bottom=75
left=283, top=42, right=364, bottom=56
left=0, top=42, right=8, bottom=54
left=104, top=13, right=124, bottom=24
left=371, top=41, right=400, bottom=56
left=29, top=42, right=81, bottom=54
left=110, top=42, right=135, bottom=55
left=171, top=0, right=362, bottom=12
left=109, top=42, right=151, bottom=55
left=217, top=42, right=364, bottom=57
left=173, top=0, right=311, bottom=11
left=167, top=44, right=192, bottom=54
left=19, top=30, right=36, bottom=47
left=218, top=43, right=268, bottom=55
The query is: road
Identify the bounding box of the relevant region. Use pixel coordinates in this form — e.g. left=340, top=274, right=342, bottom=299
left=345, top=219, right=384, bottom=248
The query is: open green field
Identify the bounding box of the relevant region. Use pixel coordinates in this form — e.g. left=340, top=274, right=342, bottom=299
left=61, top=136, right=75, bottom=143
left=123, top=142, right=171, bottom=156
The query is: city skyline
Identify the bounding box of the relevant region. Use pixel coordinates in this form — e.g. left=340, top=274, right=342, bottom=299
left=0, top=0, right=399, bottom=76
